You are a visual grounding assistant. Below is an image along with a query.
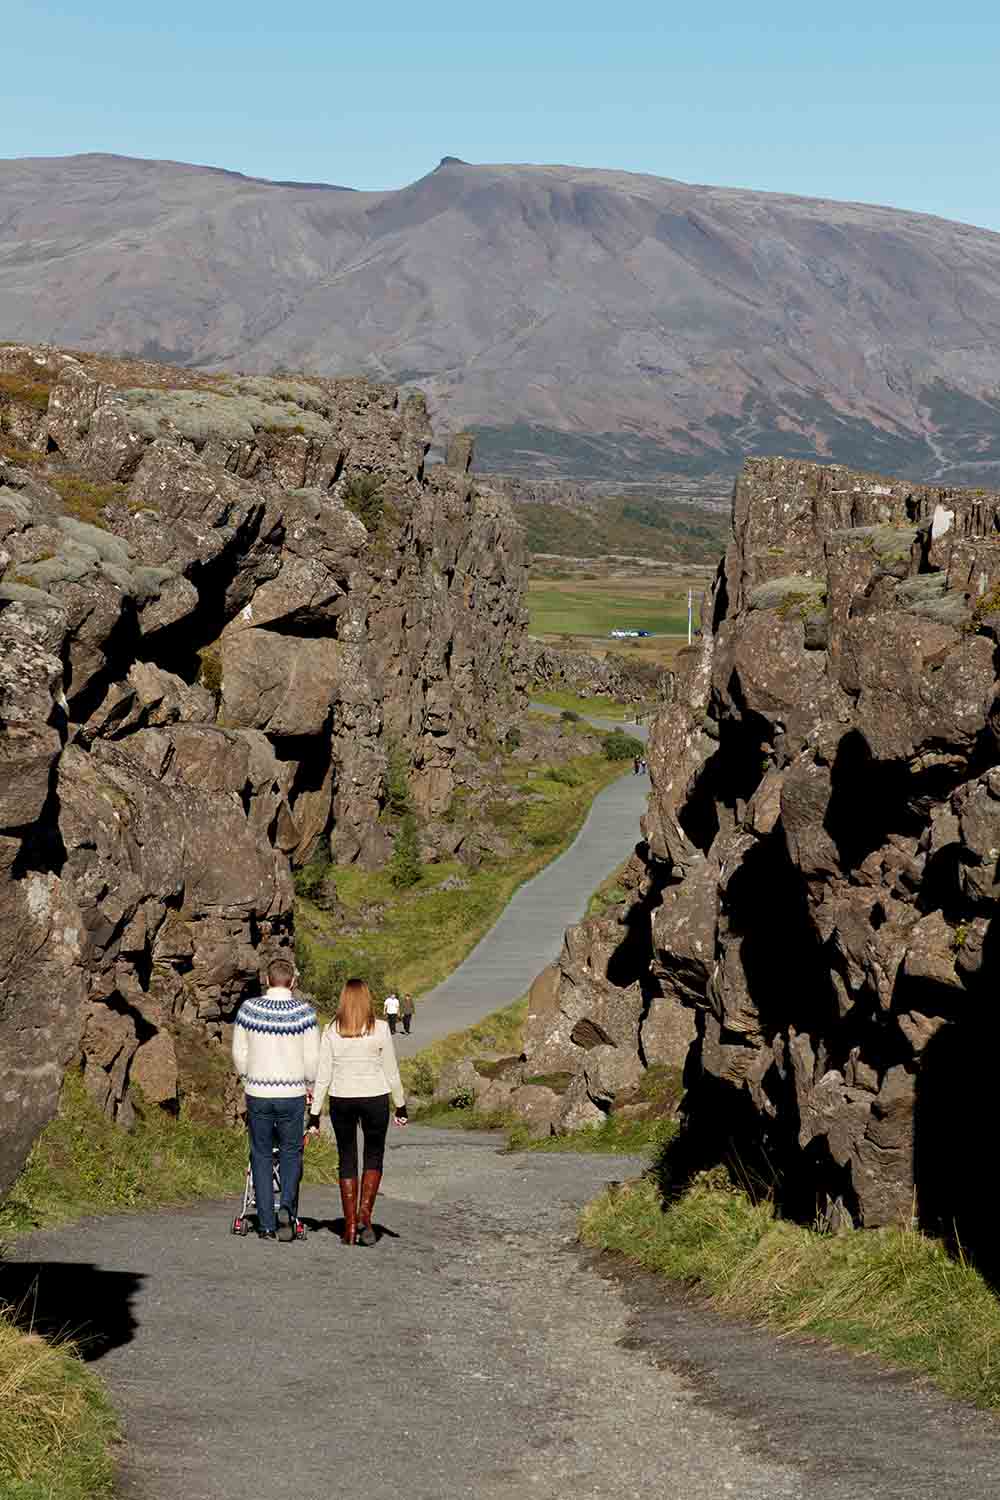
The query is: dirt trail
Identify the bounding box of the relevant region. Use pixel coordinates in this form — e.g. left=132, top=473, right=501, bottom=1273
left=9, top=1126, right=1000, bottom=1499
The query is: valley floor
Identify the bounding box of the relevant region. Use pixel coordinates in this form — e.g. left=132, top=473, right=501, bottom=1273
left=10, top=1126, right=1000, bottom=1500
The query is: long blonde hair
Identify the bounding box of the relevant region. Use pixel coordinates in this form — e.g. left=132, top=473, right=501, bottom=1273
left=335, top=978, right=376, bottom=1038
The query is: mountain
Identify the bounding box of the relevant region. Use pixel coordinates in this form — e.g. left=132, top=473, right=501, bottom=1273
left=4, top=152, right=1000, bottom=482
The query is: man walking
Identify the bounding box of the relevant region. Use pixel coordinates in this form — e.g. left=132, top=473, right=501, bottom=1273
left=232, top=956, right=319, bottom=1242
left=383, top=988, right=400, bottom=1034
left=401, top=991, right=414, bottom=1035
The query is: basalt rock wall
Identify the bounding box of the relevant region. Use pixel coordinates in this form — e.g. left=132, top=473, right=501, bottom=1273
left=520, top=640, right=674, bottom=708
left=519, top=458, right=1000, bottom=1245
left=0, top=345, right=526, bottom=1196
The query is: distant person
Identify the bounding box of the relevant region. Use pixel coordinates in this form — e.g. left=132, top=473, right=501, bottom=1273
left=232, top=956, right=319, bottom=1242
left=401, top=991, right=415, bottom=1035
left=308, top=979, right=407, bottom=1245
left=633, top=755, right=640, bottom=775
left=383, top=988, right=400, bottom=1033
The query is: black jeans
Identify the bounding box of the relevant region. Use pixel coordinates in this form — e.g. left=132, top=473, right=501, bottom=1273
left=330, top=1094, right=390, bottom=1177
left=246, top=1094, right=305, bottom=1231
left=386, top=1014, right=398, bottom=1033
left=402, top=1013, right=411, bottom=1034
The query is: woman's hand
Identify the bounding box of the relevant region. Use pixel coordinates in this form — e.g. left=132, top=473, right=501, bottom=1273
left=393, top=1106, right=409, bottom=1128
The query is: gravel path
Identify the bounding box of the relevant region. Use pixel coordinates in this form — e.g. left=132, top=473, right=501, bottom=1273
left=395, top=710, right=649, bottom=1057
left=9, top=1126, right=1000, bottom=1499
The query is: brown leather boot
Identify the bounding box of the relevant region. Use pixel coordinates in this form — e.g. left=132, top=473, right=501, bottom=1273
left=338, top=1177, right=358, bottom=1244
left=357, top=1169, right=382, bottom=1246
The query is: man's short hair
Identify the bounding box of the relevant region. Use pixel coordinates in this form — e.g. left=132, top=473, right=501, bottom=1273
left=267, top=956, right=295, bottom=989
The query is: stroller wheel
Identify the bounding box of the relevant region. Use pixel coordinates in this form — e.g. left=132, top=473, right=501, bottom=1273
left=231, top=1216, right=243, bottom=1235
left=294, top=1220, right=307, bottom=1240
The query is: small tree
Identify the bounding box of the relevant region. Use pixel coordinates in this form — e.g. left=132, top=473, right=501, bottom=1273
left=384, top=739, right=412, bottom=816
left=602, top=730, right=644, bottom=762
left=389, top=813, right=422, bottom=888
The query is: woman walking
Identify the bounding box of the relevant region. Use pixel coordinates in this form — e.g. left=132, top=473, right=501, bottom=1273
left=308, top=979, right=407, bottom=1245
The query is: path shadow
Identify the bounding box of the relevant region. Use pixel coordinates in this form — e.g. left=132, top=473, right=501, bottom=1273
left=0, top=1262, right=144, bottom=1360
left=300, top=1216, right=401, bottom=1242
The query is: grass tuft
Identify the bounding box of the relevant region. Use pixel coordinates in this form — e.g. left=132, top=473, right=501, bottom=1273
left=0, top=1311, right=119, bottom=1499
left=47, top=475, right=127, bottom=530
left=580, top=1175, right=1000, bottom=1409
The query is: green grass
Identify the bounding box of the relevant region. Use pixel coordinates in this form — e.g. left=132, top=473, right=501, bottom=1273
left=399, top=997, right=529, bottom=1099
left=531, top=688, right=640, bottom=720
left=586, top=858, right=630, bottom=917
left=527, top=582, right=686, bottom=639
left=0, top=1311, right=119, bottom=1499
left=581, top=1173, right=1000, bottom=1410
left=0, top=1070, right=339, bottom=1233
left=509, top=1114, right=678, bottom=1155
left=297, top=748, right=626, bottom=1004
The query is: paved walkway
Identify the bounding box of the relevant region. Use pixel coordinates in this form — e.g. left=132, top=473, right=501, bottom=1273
left=8, top=1128, right=1000, bottom=1500
left=395, top=710, right=649, bottom=1057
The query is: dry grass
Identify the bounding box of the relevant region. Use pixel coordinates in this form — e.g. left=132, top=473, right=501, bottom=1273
left=0, top=373, right=52, bottom=412
left=0, top=1310, right=118, bottom=1498
left=581, top=1175, right=1000, bottom=1409
left=47, top=474, right=127, bottom=529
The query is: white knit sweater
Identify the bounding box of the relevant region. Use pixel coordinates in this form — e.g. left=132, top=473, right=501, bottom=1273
left=232, top=987, right=320, bottom=1099
left=311, top=1018, right=405, bottom=1111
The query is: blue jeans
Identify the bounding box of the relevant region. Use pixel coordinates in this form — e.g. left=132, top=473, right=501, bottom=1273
left=246, top=1095, right=305, bottom=1232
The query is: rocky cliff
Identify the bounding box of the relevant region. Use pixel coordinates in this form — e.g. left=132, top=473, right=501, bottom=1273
left=0, top=345, right=526, bottom=1197
left=518, top=458, right=1000, bottom=1247
left=521, top=641, right=674, bottom=709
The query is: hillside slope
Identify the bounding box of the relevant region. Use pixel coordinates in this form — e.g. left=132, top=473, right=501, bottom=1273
left=4, top=153, right=1000, bottom=480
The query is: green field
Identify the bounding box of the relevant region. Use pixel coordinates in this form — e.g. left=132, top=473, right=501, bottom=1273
left=527, top=583, right=687, bottom=639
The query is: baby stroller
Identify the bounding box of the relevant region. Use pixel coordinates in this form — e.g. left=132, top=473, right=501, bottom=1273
left=231, top=1143, right=307, bottom=1240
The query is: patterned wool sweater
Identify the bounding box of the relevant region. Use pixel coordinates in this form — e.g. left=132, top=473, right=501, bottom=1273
left=232, top=987, right=320, bottom=1099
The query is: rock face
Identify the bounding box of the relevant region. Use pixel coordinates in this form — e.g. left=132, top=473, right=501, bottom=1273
left=521, top=641, right=674, bottom=709
left=0, top=345, right=526, bottom=1197
left=528, top=457, right=1000, bottom=1236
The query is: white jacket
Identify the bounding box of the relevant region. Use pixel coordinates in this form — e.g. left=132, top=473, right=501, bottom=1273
left=311, top=1018, right=404, bottom=1111
left=232, top=987, right=320, bottom=1099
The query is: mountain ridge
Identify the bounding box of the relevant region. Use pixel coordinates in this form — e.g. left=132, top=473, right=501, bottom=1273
left=4, top=152, right=1000, bottom=482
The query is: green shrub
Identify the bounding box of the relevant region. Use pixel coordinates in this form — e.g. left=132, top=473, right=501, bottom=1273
left=389, top=813, right=422, bottom=889
left=450, top=1087, right=476, bottom=1110
left=384, top=739, right=412, bottom=816
left=342, top=472, right=385, bottom=531
left=293, top=854, right=331, bottom=900
left=560, top=708, right=582, bottom=722
left=602, top=730, right=644, bottom=761
left=505, top=726, right=522, bottom=751
left=549, top=764, right=582, bottom=786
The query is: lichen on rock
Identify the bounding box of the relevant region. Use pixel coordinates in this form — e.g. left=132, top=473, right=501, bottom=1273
left=517, top=458, right=1000, bottom=1248
left=0, top=343, right=528, bottom=1197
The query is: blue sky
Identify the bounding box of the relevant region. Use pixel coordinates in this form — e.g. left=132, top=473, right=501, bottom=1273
left=5, top=0, right=1000, bottom=229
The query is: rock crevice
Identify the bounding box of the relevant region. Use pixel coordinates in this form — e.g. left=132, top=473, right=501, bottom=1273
left=0, top=345, right=527, bottom=1195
